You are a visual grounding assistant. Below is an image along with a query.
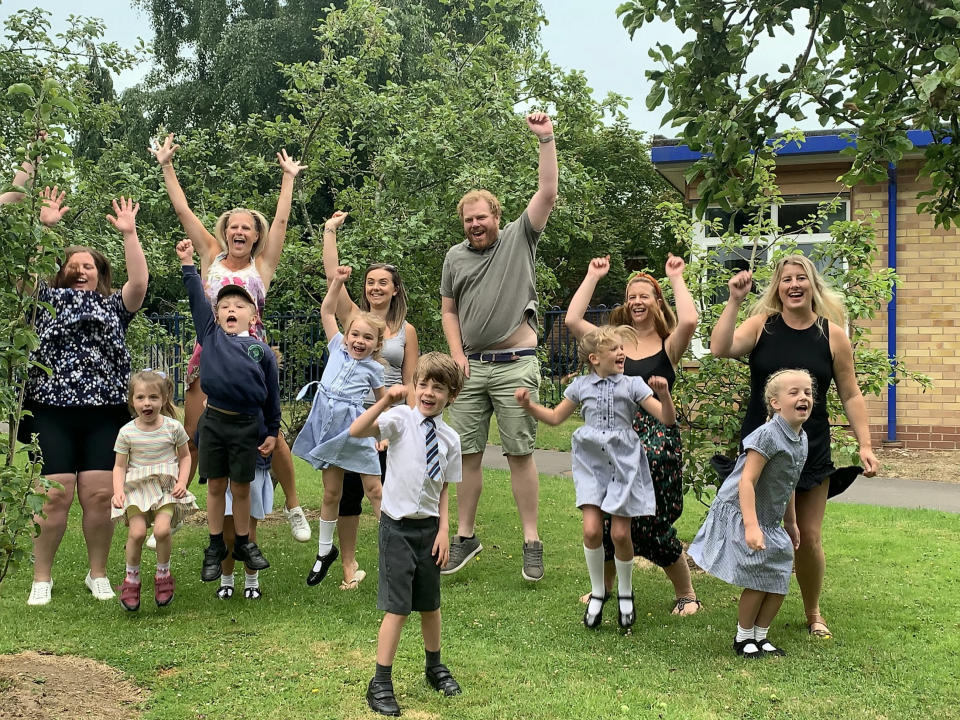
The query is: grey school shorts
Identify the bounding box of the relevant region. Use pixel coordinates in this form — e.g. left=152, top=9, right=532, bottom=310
left=377, top=515, right=441, bottom=615
left=197, top=407, right=260, bottom=484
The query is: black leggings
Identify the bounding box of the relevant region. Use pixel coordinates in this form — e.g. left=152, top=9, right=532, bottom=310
left=339, top=450, right=387, bottom=516
left=20, top=401, right=131, bottom=475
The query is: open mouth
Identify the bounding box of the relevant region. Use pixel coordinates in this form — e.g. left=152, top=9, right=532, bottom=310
left=787, top=290, right=803, bottom=299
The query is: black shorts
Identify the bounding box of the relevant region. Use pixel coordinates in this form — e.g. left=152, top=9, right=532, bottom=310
left=197, top=407, right=260, bottom=484
left=19, top=401, right=131, bottom=475
left=377, top=515, right=441, bottom=616
left=339, top=450, right=387, bottom=516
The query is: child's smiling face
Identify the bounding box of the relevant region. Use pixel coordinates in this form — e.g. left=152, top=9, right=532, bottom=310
left=132, top=382, right=163, bottom=424
left=589, top=341, right=625, bottom=378
left=345, top=318, right=380, bottom=360
left=769, top=371, right=814, bottom=430
left=216, top=294, right=256, bottom=334
left=415, top=377, right=452, bottom=417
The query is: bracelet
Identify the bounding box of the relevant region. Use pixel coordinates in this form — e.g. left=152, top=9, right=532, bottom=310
left=538, top=134, right=555, bottom=144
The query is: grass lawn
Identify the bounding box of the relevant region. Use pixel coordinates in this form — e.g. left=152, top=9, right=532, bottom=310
left=487, top=413, right=583, bottom=452
left=1, top=457, right=958, bottom=719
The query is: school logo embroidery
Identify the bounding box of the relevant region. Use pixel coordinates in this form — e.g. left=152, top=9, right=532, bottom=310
left=247, top=344, right=264, bottom=362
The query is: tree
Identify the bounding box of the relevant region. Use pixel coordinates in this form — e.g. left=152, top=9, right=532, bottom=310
left=618, top=0, right=960, bottom=227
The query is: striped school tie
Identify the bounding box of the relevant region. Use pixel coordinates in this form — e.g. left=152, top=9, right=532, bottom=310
left=424, top=417, right=441, bottom=480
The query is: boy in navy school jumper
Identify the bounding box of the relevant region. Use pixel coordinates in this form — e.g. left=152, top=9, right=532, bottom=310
left=349, top=352, right=465, bottom=717
left=176, top=239, right=281, bottom=582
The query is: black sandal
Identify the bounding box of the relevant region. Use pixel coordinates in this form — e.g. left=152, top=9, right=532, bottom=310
left=215, top=585, right=234, bottom=600
left=243, top=586, right=262, bottom=600
left=583, top=593, right=608, bottom=629
left=757, top=638, right=786, bottom=656
left=671, top=596, right=702, bottom=615
left=733, top=639, right=762, bottom=658
left=617, top=593, right=636, bottom=629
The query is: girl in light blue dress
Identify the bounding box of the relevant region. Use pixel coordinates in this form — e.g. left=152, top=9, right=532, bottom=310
left=292, top=266, right=386, bottom=586
left=688, top=369, right=812, bottom=658
left=516, top=325, right=676, bottom=630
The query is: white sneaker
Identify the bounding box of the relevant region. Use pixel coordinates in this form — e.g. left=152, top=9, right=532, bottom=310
left=84, top=572, right=115, bottom=600
left=27, top=580, right=53, bottom=606
left=145, top=520, right=183, bottom=550
left=284, top=506, right=311, bottom=542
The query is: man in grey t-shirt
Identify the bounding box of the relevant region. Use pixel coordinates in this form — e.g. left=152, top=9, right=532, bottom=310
left=439, top=112, right=558, bottom=582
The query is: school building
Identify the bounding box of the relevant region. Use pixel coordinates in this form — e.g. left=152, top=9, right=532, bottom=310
left=651, top=130, right=960, bottom=449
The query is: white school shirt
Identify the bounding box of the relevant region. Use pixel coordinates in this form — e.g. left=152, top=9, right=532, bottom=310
left=378, top=405, right=462, bottom=520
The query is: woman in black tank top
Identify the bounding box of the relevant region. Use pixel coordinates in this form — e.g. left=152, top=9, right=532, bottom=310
left=566, top=254, right=702, bottom=615
left=710, top=255, right=879, bottom=639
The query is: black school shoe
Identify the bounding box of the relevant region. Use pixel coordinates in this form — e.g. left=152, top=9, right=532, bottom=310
left=201, top=543, right=228, bottom=582
left=732, top=638, right=763, bottom=658
left=425, top=664, right=461, bottom=696
left=233, top=541, right=270, bottom=571
left=756, top=638, right=787, bottom=657
left=366, top=677, right=401, bottom=716
left=306, top=545, right=339, bottom=586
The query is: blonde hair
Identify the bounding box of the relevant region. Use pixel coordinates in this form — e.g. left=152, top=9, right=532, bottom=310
left=414, top=352, right=464, bottom=399
left=128, top=370, right=178, bottom=420
left=213, top=208, right=270, bottom=258
left=457, top=190, right=501, bottom=220
left=764, top=368, right=815, bottom=417
left=609, top=273, right=677, bottom=340
left=344, top=311, right=387, bottom=363
left=578, top=325, right=623, bottom=374
left=750, top=255, right=847, bottom=328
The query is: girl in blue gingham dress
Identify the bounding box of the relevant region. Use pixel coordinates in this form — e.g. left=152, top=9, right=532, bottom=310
left=689, top=369, right=813, bottom=658
left=516, top=325, right=676, bottom=630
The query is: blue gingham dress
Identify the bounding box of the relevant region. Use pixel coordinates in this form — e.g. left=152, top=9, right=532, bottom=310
left=291, top=333, right=385, bottom=474
left=564, top=373, right=657, bottom=517
left=688, top=414, right=808, bottom=594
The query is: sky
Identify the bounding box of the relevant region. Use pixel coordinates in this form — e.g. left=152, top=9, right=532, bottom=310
left=0, top=0, right=806, bottom=137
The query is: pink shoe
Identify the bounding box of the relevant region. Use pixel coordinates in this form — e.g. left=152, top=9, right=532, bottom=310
left=119, top=578, right=140, bottom=611
left=154, top=572, right=175, bottom=607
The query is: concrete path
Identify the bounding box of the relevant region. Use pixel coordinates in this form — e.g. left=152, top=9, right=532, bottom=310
left=482, top=446, right=960, bottom=514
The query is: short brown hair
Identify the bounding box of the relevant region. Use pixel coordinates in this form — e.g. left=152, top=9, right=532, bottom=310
left=52, top=246, right=112, bottom=296
left=414, top=352, right=464, bottom=399
left=457, top=190, right=501, bottom=220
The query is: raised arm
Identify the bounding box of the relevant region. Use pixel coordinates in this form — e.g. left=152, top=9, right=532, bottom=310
left=565, top=256, right=608, bottom=340
left=515, top=388, right=576, bottom=426
left=150, top=133, right=218, bottom=268
left=177, top=239, right=216, bottom=343
left=524, top=112, right=558, bottom=231
left=257, top=149, right=307, bottom=287
left=321, top=266, right=351, bottom=341
left=38, top=185, right=70, bottom=227
left=107, top=197, right=148, bottom=312
left=830, top=324, right=879, bottom=477
left=441, top=295, right=469, bottom=379
left=645, top=376, right=677, bottom=426
left=350, top=385, right=407, bottom=438
left=663, top=254, right=698, bottom=365
left=320, top=211, right=358, bottom=324
left=710, top=270, right=763, bottom=358
left=0, top=160, right=35, bottom=205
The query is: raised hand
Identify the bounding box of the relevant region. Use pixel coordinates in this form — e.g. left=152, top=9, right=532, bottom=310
left=277, top=149, right=306, bottom=177
left=586, top=255, right=610, bottom=279
left=727, top=269, right=753, bottom=303
left=665, top=253, right=685, bottom=279
left=149, top=133, right=179, bottom=166
left=526, top=112, right=554, bottom=138
left=385, top=384, right=408, bottom=404
left=106, top=196, right=139, bottom=235
left=176, top=238, right=195, bottom=264
left=334, top=265, right=352, bottom=282
left=324, top=210, right=349, bottom=233
left=648, top=375, right=669, bottom=397
left=39, top=185, right=70, bottom=226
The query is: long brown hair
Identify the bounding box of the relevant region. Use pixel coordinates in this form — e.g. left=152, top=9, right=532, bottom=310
left=608, top=273, right=677, bottom=340
left=52, top=246, right=112, bottom=296
left=359, top=263, right=409, bottom=334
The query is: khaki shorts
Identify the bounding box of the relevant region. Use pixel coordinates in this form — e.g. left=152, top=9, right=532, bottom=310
left=447, top=355, right=540, bottom=455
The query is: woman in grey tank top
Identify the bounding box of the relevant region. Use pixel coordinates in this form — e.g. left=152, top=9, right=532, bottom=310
left=321, top=211, right=420, bottom=588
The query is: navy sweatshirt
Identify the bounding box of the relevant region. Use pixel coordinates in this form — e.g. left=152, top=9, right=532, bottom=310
left=182, top=265, right=281, bottom=437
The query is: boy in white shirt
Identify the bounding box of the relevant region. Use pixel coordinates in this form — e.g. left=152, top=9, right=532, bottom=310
left=350, top=352, right=464, bottom=717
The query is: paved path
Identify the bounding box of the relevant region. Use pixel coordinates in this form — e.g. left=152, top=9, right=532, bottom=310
left=482, top=446, right=960, bottom=513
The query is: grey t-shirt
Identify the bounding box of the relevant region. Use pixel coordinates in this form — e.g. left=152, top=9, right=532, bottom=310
left=440, top=210, right=540, bottom=354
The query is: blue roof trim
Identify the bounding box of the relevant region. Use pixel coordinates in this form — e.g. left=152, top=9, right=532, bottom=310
left=652, top=129, right=942, bottom=164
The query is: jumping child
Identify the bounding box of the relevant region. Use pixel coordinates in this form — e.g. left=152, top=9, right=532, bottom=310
left=688, top=368, right=812, bottom=658
left=112, top=370, right=198, bottom=610
left=516, top=325, right=676, bottom=629
left=292, top=265, right=385, bottom=585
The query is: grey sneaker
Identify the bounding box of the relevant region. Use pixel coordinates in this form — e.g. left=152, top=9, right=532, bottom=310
left=441, top=535, right=482, bottom=575
left=521, top=540, right=544, bottom=582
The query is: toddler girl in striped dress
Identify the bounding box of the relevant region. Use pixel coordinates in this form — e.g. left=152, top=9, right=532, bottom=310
left=111, top=370, right=198, bottom=611
left=688, top=369, right=812, bottom=658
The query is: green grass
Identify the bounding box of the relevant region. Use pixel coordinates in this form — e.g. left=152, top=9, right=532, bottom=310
left=1, top=458, right=959, bottom=719
left=488, top=413, right=582, bottom=452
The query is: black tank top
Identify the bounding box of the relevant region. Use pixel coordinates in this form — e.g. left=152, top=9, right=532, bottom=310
left=623, top=340, right=676, bottom=390
left=742, top=314, right=833, bottom=478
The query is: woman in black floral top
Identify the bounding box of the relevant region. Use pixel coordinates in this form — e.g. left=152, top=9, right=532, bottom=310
left=18, top=188, right=149, bottom=607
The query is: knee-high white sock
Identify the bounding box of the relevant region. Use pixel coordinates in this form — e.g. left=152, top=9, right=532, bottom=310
left=584, top=544, right=606, bottom=617
left=317, top=518, right=337, bottom=557
left=245, top=571, right=259, bottom=590
left=614, top=557, right=634, bottom=615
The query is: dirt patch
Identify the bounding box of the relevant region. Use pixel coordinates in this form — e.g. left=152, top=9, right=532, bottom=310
left=875, top=448, right=960, bottom=484
left=0, top=651, right=143, bottom=720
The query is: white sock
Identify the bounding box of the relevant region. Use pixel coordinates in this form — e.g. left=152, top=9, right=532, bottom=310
left=245, top=571, right=259, bottom=590
left=614, top=557, right=634, bottom=615
left=317, top=518, right=337, bottom=557
left=220, top=573, right=235, bottom=589
left=736, top=624, right=755, bottom=642
left=126, top=564, right=141, bottom=584
left=156, top=561, right=170, bottom=576
left=755, top=625, right=769, bottom=641
left=584, top=544, right=606, bottom=617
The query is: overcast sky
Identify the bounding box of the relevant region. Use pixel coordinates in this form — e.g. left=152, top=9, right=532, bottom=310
left=1, top=0, right=807, bottom=136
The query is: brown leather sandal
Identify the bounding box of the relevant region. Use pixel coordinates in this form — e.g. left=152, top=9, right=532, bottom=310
left=806, top=614, right=833, bottom=639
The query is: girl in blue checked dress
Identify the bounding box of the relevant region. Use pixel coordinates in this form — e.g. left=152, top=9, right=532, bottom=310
left=292, top=266, right=386, bottom=585
left=516, top=325, right=676, bottom=630
left=688, top=369, right=812, bottom=658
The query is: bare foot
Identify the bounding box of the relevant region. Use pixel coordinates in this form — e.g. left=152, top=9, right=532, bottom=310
left=671, top=596, right=702, bottom=616
left=339, top=568, right=366, bottom=591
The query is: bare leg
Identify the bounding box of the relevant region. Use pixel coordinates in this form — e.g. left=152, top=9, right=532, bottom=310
left=152, top=512, right=173, bottom=566
left=755, top=592, right=786, bottom=628
left=230, top=483, right=252, bottom=536
left=76, top=470, right=115, bottom=578
left=206, top=477, right=228, bottom=534
left=32, top=473, right=77, bottom=582
left=376, top=612, right=409, bottom=666
left=421, top=609, right=442, bottom=652
left=506, top=453, right=539, bottom=543
left=795, top=479, right=831, bottom=633
left=582, top=506, right=604, bottom=549
left=608, top=515, right=633, bottom=561
left=183, top=379, right=206, bottom=485
left=737, top=588, right=766, bottom=629
left=337, top=514, right=361, bottom=582
left=454, top=452, right=483, bottom=536
left=664, top=554, right=701, bottom=614
left=320, top=466, right=345, bottom=522
left=360, top=474, right=382, bottom=520
left=272, top=433, right=299, bottom=509
left=221, top=516, right=237, bottom=576
left=125, top=514, right=148, bottom=568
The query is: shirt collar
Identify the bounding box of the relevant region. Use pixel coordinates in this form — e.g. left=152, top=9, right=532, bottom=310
left=414, top=407, right=442, bottom=427
left=774, top=412, right=803, bottom=442
left=586, top=372, right=624, bottom=385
